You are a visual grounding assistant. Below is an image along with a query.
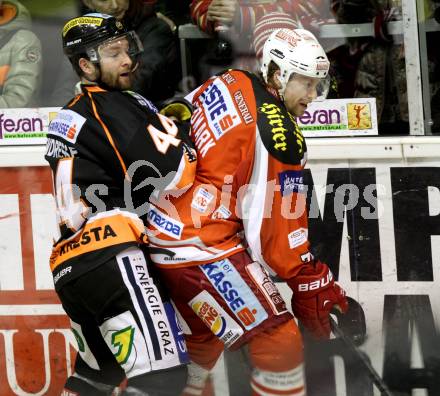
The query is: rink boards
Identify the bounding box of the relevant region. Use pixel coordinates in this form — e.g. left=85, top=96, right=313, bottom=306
left=0, top=137, right=439, bottom=395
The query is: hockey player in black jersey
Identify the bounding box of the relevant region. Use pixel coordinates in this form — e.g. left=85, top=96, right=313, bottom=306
left=45, top=13, right=196, bottom=396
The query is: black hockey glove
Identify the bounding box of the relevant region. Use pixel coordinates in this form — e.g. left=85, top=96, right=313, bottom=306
left=159, top=97, right=193, bottom=122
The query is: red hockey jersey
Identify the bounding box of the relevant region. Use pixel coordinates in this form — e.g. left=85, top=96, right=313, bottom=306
left=147, top=69, right=311, bottom=279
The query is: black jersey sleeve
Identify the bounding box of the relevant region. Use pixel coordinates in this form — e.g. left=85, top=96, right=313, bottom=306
left=124, top=112, right=197, bottom=196
left=83, top=90, right=197, bottom=212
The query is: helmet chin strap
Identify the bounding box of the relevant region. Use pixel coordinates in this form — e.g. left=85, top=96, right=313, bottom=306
left=278, top=85, right=286, bottom=101
left=131, top=60, right=139, bottom=73
left=275, top=73, right=288, bottom=101
left=94, top=66, right=102, bottom=83
left=91, top=64, right=114, bottom=90
left=262, top=70, right=287, bottom=102
left=83, top=61, right=102, bottom=85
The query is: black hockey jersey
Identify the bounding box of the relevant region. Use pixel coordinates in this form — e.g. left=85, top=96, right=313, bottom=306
left=45, top=85, right=196, bottom=290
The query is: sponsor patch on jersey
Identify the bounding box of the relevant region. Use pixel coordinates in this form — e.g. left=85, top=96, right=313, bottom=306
left=48, top=109, right=86, bottom=144
left=147, top=206, right=183, bottom=239
left=211, top=205, right=232, bottom=220
left=198, top=79, right=241, bottom=140
left=57, top=223, right=118, bottom=259
left=164, top=302, right=190, bottom=364
left=246, top=262, right=288, bottom=315
left=221, top=72, right=236, bottom=85
left=189, top=290, right=243, bottom=347
left=191, top=187, right=215, bottom=213
left=233, top=90, right=254, bottom=125
left=200, top=259, right=268, bottom=330
left=259, top=103, right=289, bottom=153
left=258, top=102, right=305, bottom=164
left=126, top=91, right=158, bottom=112
left=278, top=170, right=305, bottom=196
left=45, top=137, right=78, bottom=158
left=100, top=310, right=151, bottom=376
left=191, top=106, right=217, bottom=158
left=287, top=228, right=308, bottom=249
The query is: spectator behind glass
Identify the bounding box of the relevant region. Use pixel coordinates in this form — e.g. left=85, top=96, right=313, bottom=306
left=0, top=0, right=42, bottom=107
left=155, top=0, right=191, bottom=27
left=190, top=0, right=335, bottom=37
left=328, top=0, right=409, bottom=135
left=48, top=0, right=178, bottom=106
left=252, top=11, right=297, bottom=71
left=189, top=0, right=336, bottom=83
left=82, top=0, right=179, bottom=103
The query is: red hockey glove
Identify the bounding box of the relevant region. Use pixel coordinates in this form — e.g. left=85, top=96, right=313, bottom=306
left=287, top=260, right=348, bottom=339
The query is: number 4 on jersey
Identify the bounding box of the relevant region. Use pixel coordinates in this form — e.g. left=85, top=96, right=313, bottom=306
left=147, top=113, right=181, bottom=154
left=55, top=157, right=89, bottom=232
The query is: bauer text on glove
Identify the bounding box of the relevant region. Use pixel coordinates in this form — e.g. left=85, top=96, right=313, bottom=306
left=287, top=260, right=348, bottom=339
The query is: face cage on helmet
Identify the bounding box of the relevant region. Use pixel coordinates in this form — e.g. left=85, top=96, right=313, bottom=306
left=85, top=31, right=143, bottom=64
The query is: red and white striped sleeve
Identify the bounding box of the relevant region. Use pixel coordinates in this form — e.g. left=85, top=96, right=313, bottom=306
left=190, top=0, right=216, bottom=34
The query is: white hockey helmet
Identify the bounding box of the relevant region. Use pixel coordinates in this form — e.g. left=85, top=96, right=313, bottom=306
left=261, top=28, right=330, bottom=100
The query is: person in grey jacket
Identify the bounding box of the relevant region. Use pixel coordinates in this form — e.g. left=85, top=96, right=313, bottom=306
left=0, top=0, right=42, bottom=107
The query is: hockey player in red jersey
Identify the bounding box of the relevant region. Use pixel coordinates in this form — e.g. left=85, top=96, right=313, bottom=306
left=148, top=28, right=348, bottom=395
left=45, top=14, right=197, bottom=395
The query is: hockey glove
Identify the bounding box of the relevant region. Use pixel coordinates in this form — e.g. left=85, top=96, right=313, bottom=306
left=159, top=98, right=193, bottom=122
left=287, top=260, right=348, bottom=339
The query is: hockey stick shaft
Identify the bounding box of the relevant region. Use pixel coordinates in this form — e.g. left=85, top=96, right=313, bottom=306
left=329, top=317, right=394, bottom=396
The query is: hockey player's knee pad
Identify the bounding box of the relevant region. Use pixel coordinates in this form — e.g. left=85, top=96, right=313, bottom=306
left=249, top=320, right=304, bottom=371
left=124, top=364, right=188, bottom=396
left=62, top=375, right=114, bottom=395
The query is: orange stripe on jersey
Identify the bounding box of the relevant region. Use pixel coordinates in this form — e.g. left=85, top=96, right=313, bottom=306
left=50, top=212, right=146, bottom=271
left=251, top=379, right=305, bottom=396
left=67, top=93, right=84, bottom=108
left=174, top=150, right=197, bottom=190
left=87, top=91, right=128, bottom=176
left=85, top=86, right=106, bottom=93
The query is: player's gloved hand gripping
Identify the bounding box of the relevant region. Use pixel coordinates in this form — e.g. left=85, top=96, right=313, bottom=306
left=287, top=260, right=348, bottom=339
left=159, top=97, right=193, bottom=122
